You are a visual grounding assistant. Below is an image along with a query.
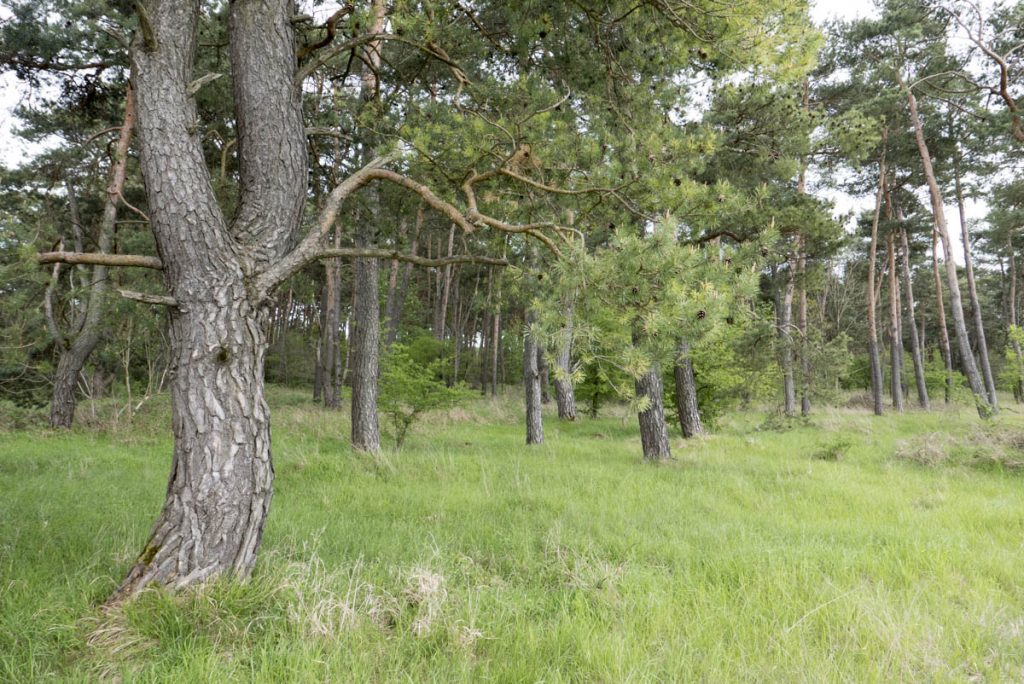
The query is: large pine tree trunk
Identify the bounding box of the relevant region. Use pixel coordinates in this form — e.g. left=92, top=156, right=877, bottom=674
left=49, top=86, right=136, bottom=428
left=113, top=292, right=273, bottom=601
left=887, top=231, right=905, bottom=412
left=898, top=226, right=929, bottom=409
left=113, top=0, right=307, bottom=599
left=867, top=150, right=886, bottom=416
left=932, top=229, right=955, bottom=403
left=673, top=341, right=704, bottom=437
left=636, top=364, right=672, bottom=461
left=906, top=86, right=990, bottom=416
left=954, top=160, right=998, bottom=410
left=524, top=309, right=543, bottom=444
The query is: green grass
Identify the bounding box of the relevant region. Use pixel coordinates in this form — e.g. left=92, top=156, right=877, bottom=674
left=2, top=388, right=1024, bottom=681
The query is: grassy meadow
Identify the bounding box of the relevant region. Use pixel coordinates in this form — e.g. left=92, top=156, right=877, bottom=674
left=2, top=388, right=1024, bottom=681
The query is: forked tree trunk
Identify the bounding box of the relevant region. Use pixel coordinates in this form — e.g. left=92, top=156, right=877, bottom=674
left=867, top=149, right=886, bottom=416
left=932, top=228, right=955, bottom=403
left=112, top=0, right=307, bottom=600
left=899, top=226, right=929, bottom=409
left=887, top=231, right=904, bottom=412
left=673, top=341, right=704, bottom=437
left=50, top=86, right=136, bottom=428
left=636, top=363, right=672, bottom=460
left=954, top=159, right=997, bottom=410
left=906, top=85, right=990, bottom=416
left=524, top=309, right=543, bottom=444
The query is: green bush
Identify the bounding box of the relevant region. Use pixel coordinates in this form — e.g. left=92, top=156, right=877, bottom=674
left=379, top=344, right=474, bottom=448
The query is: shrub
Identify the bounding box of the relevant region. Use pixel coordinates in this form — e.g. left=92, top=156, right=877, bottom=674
left=379, top=344, right=474, bottom=448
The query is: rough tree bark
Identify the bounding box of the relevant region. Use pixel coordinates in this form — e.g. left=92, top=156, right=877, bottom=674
left=49, top=85, right=136, bottom=428
left=524, top=309, right=543, bottom=444
left=886, top=231, right=905, bottom=412
left=867, top=149, right=886, bottom=416
left=111, top=0, right=307, bottom=601
left=954, top=157, right=998, bottom=410
left=905, top=85, right=990, bottom=416
left=898, top=225, right=929, bottom=409
left=673, top=341, right=704, bottom=437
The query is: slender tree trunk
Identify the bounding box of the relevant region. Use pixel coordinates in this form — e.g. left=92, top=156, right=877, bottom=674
left=537, top=347, right=551, bottom=404
left=797, top=246, right=811, bottom=416
left=906, top=85, right=990, bottom=416
left=553, top=297, right=577, bottom=421
left=776, top=260, right=797, bottom=417
left=50, top=86, right=136, bottom=428
left=673, top=341, right=704, bottom=437
left=386, top=204, right=423, bottom=346
left=1009, top=233, right=1024, bottom=402
left=954, top=158, right=998, bottom=410
left=435, top=225, right=456, bottom=340
left=887, top=231, right=905, bottom=412
left=899, top=226, right=929, bottom=409
left=382, top=218, right=408, bottom=343
left=313, top=280, right=326, bottom=401
left=524, top=308, right=543, bottom=444
left=323, top=253, right=341, bottom=409
left=867, top=148, right=886, bottom=416
left=636, top=359, right=672, bottom=461
left=933, top=228, right=955, bottom=403
left=491, top=310, right=501, bottom=397
left=349, top=0, right=388, bottom=451
left=796, top=84, right=812, bottom=417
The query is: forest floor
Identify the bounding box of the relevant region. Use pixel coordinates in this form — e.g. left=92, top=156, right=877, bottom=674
left=2, top=387, right=1024, bottom=681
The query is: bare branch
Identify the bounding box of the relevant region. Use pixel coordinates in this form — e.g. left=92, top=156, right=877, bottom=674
left=118, top=289, right=178, bottom=307
left=37, top=251, right=163, bottom=270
